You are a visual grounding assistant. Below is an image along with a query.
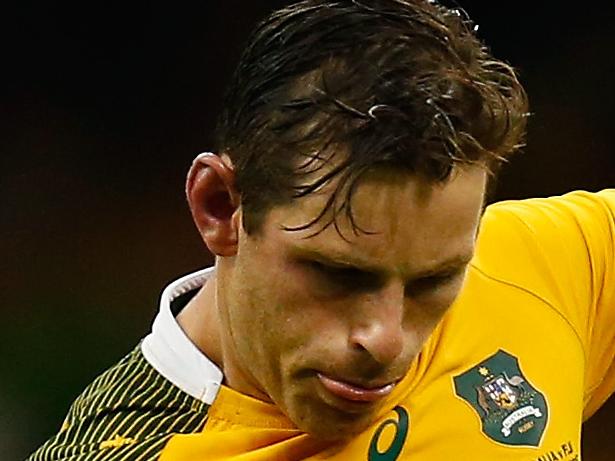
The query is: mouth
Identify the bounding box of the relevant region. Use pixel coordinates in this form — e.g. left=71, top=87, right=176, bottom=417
left=316, top=372, right=398, bottom=403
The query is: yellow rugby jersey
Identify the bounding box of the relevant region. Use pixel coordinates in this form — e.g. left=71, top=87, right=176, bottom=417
left=28, top=190, right=615, bottom=461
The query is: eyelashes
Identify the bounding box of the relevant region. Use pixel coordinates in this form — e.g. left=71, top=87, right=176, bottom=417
left=304, top=259, right=462, bottom=298
left=307, top=260, right=377, bottom=290
left=404, top=272, right=459, bottom=297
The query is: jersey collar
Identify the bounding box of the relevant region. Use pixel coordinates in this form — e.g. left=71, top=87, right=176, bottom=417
left=141, top=267, right=223, bottom=404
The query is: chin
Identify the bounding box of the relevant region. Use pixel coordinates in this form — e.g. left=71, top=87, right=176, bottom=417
left=295, top=407, right=374, bottom=442
left=281, top=377, right=379, bottom=440
left=307, top=420, right=371, bottom=442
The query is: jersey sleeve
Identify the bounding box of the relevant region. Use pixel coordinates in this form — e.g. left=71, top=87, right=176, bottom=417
left=475, top=189, right=615, bottom=420
left=26, top=345, right=210, bottom=461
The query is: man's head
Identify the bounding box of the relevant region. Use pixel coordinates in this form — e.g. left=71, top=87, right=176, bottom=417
left=186, top=0, right=527, bottom=441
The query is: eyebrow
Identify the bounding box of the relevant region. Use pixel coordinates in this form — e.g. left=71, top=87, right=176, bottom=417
left=292, top=248, right=473, bottom=281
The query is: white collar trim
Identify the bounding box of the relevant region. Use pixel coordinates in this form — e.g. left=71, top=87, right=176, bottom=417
left=141, top=267, right=223, bottom=404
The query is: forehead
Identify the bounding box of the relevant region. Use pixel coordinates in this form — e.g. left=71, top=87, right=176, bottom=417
left=262, top=166, right=487, bottom=275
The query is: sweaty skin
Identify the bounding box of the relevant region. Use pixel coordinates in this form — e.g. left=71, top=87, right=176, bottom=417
left=179, top=165, right=487, bottom=441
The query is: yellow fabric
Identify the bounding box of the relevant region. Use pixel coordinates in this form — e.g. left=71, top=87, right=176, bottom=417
left=161, top=190, right=615, bottom=460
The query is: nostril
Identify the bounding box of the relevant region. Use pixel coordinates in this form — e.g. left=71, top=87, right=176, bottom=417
left=349, top=324, right=404, bottom=366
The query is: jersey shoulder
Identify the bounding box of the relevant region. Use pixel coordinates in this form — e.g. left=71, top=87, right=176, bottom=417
left=27, top=344, right=210, bottom=461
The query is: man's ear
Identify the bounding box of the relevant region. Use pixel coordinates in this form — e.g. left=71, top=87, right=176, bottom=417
left=186, top=152, right=241, bottom=257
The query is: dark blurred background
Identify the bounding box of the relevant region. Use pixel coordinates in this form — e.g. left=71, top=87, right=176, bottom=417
left=1, top=1, right=614, bottom=459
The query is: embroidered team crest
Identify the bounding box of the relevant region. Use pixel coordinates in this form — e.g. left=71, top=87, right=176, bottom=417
left=453, top=350, right=548, bottom=447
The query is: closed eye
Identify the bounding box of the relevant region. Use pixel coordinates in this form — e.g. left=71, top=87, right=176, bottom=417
left=304, top=260, right=380, bottom=290
left=404, top=271, right=461, bottom=297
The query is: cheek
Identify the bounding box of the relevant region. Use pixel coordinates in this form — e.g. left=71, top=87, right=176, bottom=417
left=233, top=262, right=320, bottom=356
left=265, top=264, right=351, bottom=359
left=404, top=277, right=467, bottom=338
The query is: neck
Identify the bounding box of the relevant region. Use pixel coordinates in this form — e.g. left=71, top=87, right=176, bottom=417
left=176, top=275, right=224, bottom=370
left=176, top=270, right=272, bottom=402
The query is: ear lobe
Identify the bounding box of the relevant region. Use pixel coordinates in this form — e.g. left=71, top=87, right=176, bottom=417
left=186, top=152, right=241, bottom=257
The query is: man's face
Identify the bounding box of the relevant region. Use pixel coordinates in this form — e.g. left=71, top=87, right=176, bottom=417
left=219, top=166, right=486, bottom=440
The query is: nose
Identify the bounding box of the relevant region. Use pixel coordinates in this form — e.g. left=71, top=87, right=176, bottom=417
left=349, top=284, right=405, bottom=366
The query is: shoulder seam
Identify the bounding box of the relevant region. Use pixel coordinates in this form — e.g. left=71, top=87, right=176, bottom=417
left=470, top=263, right=587, bottom=363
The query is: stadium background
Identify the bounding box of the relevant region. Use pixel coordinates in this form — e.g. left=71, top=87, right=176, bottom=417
left=2, top=1, right=614, bottom=459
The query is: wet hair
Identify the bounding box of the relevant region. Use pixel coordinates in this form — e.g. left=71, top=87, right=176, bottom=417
left=215, top=0, right=529, bottom=236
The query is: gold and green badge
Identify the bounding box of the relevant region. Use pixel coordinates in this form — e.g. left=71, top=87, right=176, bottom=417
left=454, top=350, right=548, bottom=447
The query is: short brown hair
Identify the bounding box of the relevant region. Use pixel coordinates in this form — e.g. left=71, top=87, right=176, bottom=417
left=215, top=0, right=529, bottom=235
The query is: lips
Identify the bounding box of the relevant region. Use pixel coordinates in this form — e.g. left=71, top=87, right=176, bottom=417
left=317, top=373, right=397, bottom=403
